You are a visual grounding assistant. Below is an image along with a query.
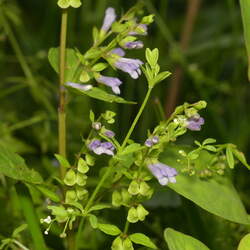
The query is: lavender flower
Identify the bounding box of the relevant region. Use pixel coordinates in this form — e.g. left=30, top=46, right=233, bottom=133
left=115, top=57, right=143, bottom=79
left=186, top=115, right=205, bottom=131
left=101, top=7, right=116, bottom=32
left=123, top=41, right=144, bottom=49
left=111, top=48, right=125, bottom=57
left=97, top=75, right=122, bottom=95
left=65, top=82, right=93, bottom=91
left=104, top=130, right=115, bottom=138
left=145, top=136, right=159, bottom=147
left=148, top=162, right=178, bottom=185
left=129, top=24, right=148, bottom=36
left=88, top=139, right=115, bottom=156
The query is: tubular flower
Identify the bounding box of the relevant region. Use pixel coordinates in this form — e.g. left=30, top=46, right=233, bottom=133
left=88, top=139, right=115, bottom=156
left=148, top=162, right=178, bottom=185
left=104, top=130, right=115, bottom=138
left=123, top=41, right=144, bottom=49
left=110, top=48, right=126, bottom=57
left=114, top=57, right=143, bottom=79
left=97, top=75, right=122, bottom=95
left=65, top=82, right=93, bottom=91
left=145, top=136, right=159, bottom=147
left=186, top=115, right=205, bottom=131
left=101, top=7, right=116, bottom=32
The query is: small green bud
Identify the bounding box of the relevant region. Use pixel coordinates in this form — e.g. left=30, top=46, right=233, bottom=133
left=194, top=100, right=207, bottom=110
left=79, top=71, right=90, bottom=83
left=127, top=207, right=138, bottom=223
left=76, top=173, right=87, bottom=186
left=112, top=190, right=122, bottom=207
left=77, top=158, right=89, bottom=174
left=185, top=108, right=197, bottom=118
left=65, top=190, right=77, bottom=203
left=64, top=169, right=77, bottom=186
left=141, top=14, right=154, bottom=25
left=128, top=180, right=140, bottom=195
left=137, top=204, right=149, bottom=221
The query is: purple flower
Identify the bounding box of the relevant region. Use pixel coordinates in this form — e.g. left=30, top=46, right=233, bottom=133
left=88, top=139, right=115, bottom=156
left=111, top=48, right=125, bottom=57
left=101, top=7, right=116, bottom=32
left=97, top=75, right=122, bottom=95
left=129, top=24, right=148, bottom=36
left=115, top=57, right=143, bottom=79
left=148, top=162, right=178, bottom=185
left=104, top=130, right=115, bottom=138
left=123, top=41, right=144, bottom=50
left=144, top=136, right=159, bottom=147
left=65, top=82, right=93, bottom=91
left=186, top=115, right=205, bottom=131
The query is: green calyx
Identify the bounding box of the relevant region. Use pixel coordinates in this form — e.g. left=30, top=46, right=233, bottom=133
left=57, top=0, right=82, bottom=9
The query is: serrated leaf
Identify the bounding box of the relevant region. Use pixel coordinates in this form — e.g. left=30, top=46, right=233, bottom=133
left=226, top=145, right=235, bottom=169
left=67, top=85, right=136, bottom=104
left=164, top=228, right=210, bottom=250
left=238, top=233, right=250, bottom=250
left=160, top=145, right=250, bottom=225
left=0, top=143, right=43, bottom=184
left=98, top=223, right=121, bottom=236
left=129, top=233, right=157, bottom=249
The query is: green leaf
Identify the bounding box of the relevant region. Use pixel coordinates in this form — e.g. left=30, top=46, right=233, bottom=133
left=92, top=63, right=108, bottom=72
left=118, top=143, right=142, bottom=155
left=55, top=154, right=71, bottom=168
left=226, top=145, right=235, bottom=169
left=202, top=138, right=216, bottom=145
left=70, top=0, right=82, bottom=8
left=238, top=234, right=250, bottom=250
left=57, top=0, right=70, bottom=8
left=87, top=203, right=111, bottom=213
left=0, top=143, right=43, bottom=184
left=36, top=185, right=61, bottom=202
left=129, top=233, right=157, bottom=249
left=164, top=228, right=210, bottom=250
left=88, top=214, right=98, bottom=229
left=240, top=0, right=250, bottom=80
left=160, top=145, right=250, bottom=225
left=48, top=47, right=79, bottom=82
left=97, top=223, right=121, bottom=236
left=12, top=224, right=27, bottom=238
left=67, top=86, right=136, bottom=104
left=232, top=148, right=250, bottom=170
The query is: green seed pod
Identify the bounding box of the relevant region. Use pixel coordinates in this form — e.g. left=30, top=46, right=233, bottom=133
left=128, top=180, right=140, bottom=195
left=76, top=173, right=87, bottom=186
left=86, top=154, right=95, bottom=166
left=139, top=181, right=151, bottom=196
left=137, top=204, right=149, bottom=221
left=77, top=158, right=89, bottom=174
left=127, top=207, right=138, bottom=223
left=112, top=237, right=123, bottom=250
left=63, top=169, right=77, bottom=186
left=65, top=190, right=77, bottom=203
left=123, top=238, right=134, bottom=250
left=121, top=189, right=132, bottom=206
left=76, top=187, right=88, bottom=200
left=112, top=190, right=122, bottom=207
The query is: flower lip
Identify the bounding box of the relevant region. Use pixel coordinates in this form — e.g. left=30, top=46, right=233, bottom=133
left=186, top=115, right=205, bottom=131
left=104, top=130, right=115, bottom=138
left=110, top=48, right=125, bottom=57
left=88, top=139, right=115, bottom=156
left=65, top=82, right=93, bottom=91
left=123, top=41, right=144, bottom=49
left=148, top=162, right=178, bottom=185
left=97, top=75, right=122, bottom=95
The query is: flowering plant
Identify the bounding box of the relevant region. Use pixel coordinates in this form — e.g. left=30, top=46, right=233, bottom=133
left=0, top=1, right=250, bottom=250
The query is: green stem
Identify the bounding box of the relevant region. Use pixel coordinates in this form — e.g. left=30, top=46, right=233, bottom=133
left=123, top=220, right=130, bottom=235
left=58, top=9, right=68, bottom=178
left=0, top=7, right=54, bottom=114
left=12, top=240, right=30, bottom=250
left=121, top=88, right=152, bottom=149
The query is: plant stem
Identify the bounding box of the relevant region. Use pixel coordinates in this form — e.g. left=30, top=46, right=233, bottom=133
left=123, top=220, right=130, bottom=235
left=121, top=88, right=152, bottom=149
left=58, top=9, right=68, bottom=178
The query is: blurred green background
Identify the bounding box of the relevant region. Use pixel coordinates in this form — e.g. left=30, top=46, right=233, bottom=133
left=0, top=0, right=250, bottom=249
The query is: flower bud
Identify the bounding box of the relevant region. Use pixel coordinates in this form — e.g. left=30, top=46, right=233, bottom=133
left=92, top=122, right=102, bottom=130
left=194, top=100, right=207, bottom=110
